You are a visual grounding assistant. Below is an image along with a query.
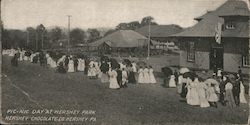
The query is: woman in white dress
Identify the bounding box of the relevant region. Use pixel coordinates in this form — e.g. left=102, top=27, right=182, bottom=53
left=240, top=81, right=247, bottom=103
left=87, top=63, right=94, bottom=77
left=121, top=68, right=128, bottom=87
left=68, top=58, right=75, bottom=72
left=177, top=75, right=183, bottom=94
left=9, top=49, right=15, bottom=57
left=89, top=65, right=97, bottom=79
left=186, top=77, right=200, bottom=106
left=109, top=68, right=120, bottom=89
left=30, top=53, right=36, bottom=63
left=206, top=83, right=219, bottom=108
left=50, top=58, right=57, bottom=68
left=149, top=66, right=156, bottom=84
left=77, top=58, right=85, bottom=71
left=169, top=75, right=176, bottom=87
left=132, top=62, right=137, bottom=73
left=143, top=67, right=150, bottom=84
left=196, top=78, right=210, bottom=108
left=138, top=67, right=144, bottom=84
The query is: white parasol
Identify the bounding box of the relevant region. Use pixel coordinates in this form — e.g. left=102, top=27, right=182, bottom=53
left=179, top=67, right=190, bottom=74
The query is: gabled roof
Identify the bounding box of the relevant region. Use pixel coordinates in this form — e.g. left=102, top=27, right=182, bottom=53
left=195, top=0, right=249, bottom=21
left=135, top=25, right=183, bottom=38
left=89, top=30, right=159, bottom=48
left=173, top=0, right=249, bottom=38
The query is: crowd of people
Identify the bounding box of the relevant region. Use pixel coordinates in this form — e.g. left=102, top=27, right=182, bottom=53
left=3, top=48, right=157, bottom=90
left=167, top=68, right=247, bottom=108
left=3, top=48, right=248, bottom=108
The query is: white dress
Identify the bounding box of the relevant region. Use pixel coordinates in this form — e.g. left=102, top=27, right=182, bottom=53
left=77, top=59, right=85, bottom=71
left=119, top=63, right=126, bottom=70
left=68, top=60, right=75, bottom=72
left=132, top=63, right=137, bottom=72
left=9, top=49, right=15, bottom=57
left=177, top=75, right=183, bottom=94
left=122, top=70, right=128, bottom=85
left=206, top=85, right=219, bottom=102
left=217, top=70, right=222, bottom=77
left=50, top=58, right=57, bottom=68
left=169, top=75, right=176, bottom=87
left=109, top=70, right=120, bottom=89
left=186, top=81, right=200, bottom=106
left=30, top=54, right=35, bottom=62
left=240, top=82, right=247, bottom=103
left=197, top=81, right=210, bottom=108
left=143, top=68, right=150, bottom=84
left=138, top=68, right=144, bottom=83
left=149, top=68, right=156, bottom=83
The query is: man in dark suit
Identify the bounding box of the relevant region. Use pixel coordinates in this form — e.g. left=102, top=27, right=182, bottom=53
left=73, top=56, right=79, bottom=72
left=233, top=76, right=241, bottom=106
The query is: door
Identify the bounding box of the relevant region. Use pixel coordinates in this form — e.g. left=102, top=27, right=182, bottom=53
left=210, top=47, right=224, bottom=70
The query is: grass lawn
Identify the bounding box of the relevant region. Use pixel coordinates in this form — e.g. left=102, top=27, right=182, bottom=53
left=1, top=55, right=249, bottom=125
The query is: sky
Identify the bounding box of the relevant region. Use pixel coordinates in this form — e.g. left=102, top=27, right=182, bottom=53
left=1, top=0, right=250, bottom=30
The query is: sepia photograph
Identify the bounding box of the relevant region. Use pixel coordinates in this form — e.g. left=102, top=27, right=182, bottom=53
left=1, top=0, right=250, bottom=124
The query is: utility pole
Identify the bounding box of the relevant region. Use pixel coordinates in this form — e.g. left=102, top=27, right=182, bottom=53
left=41, top=31, right=44, bottom=50
left=147, top=20, right=151, bottom=60
left=36, top=32, right=38, bottom=51
left=26, top=31, right=29, bottom=48
left=67, top=15, right=71, bottom=53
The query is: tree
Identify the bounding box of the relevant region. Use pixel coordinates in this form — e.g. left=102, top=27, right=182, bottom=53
left=7, top=30, right=26, bottom=49
left=115, top=21, right=141, bottom=30
left=36, top=24, right=46, bottom=50
left=49, top=27, right=62, bottom=42
left=116, top=23, right=129, bottom=30
left=128, top=21, right=140, bottom=30
left=87, top=28, right=100, bottom=42
left=140, top=16, right=158, bottom=27
left=70, top=28, right=85, bottom=45
left=26, top=27, right=36, bottom=50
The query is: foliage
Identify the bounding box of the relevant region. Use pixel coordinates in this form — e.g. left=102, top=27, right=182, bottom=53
left=70, top=28, right=85, bottom=45
left=87, top=28, right=100, bottom=43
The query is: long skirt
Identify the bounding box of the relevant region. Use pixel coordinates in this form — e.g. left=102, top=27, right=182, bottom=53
left=180, top=83, right=188, bottom=98
left=177, top=82, right=183, bottom=94
left=169, top=79, right=176, bottom=87
left=109, top=77, right=120, bottom=89
left=128, top=72, right=136, bottom=84
left=225, top=90, right=236, bottom=108
left=138, top=73, right=144, bottom=83
left=240, top=83, right=247, bottom=103
left=198, top=89, right=210, bottom=108
left=101, top=73, right=109, bottom=83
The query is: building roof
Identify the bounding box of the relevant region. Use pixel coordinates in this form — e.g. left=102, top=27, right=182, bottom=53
left=173, top=0, right=249, bottom=38
left=135, top=25, right=183, bottom=38
left=89, top=30, right=159, bottom=48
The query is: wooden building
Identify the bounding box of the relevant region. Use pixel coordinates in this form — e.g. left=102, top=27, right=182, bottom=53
left=89, top=30, right=159, bottom=56
left=173, top=0, right=250, bottom=74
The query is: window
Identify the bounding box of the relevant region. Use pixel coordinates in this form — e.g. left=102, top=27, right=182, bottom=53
left=187, top=42, right=195, bottom=62
left=225, top=21, right=236, bottom=29
left=242, top=55, right=250, bottom=67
